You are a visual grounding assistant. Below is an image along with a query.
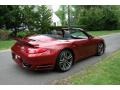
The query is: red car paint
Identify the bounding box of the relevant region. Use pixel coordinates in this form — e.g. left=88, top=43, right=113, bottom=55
left=11, top=29, right=105, bottom=70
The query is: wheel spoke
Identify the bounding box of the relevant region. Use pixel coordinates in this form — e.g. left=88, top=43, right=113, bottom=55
left=59, top=57, right=64, bottom=61
left=59, top=61, right=64, bottom=64
left=64, top=51, right=68, bottom=58
left=62, top=62, right=67, bottom=70
left=59, top=58, right=65, bottom=65
left=66, top=60, right=71, bottom=66
left=67, top=54, right=72, bottom=59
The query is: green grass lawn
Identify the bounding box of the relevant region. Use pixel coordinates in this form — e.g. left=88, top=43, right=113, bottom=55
left=0, top=40, right=15, bottom=50
left=88, top=30, right=120, bottom=36
left=55, top=50, right=120, bottom=85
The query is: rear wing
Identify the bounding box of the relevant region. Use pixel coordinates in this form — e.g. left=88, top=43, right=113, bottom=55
left=14, top=38, right=39, bottom=48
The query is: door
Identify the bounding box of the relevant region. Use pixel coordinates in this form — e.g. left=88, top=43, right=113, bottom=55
left=70, top=30, right=96, bottom=61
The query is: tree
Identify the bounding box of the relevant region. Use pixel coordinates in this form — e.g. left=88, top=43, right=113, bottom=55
left=0, top=6, right=7, bottom=28
left=0, top=6, right=23, bottom=37
left=71, top=5, right=119, bottom=30
left=35, top=5, right=52, bottom=33
left=21, top=5, right=52, bottom=34
left=0, top=5, right=52, bottom=37
left=21, top=6, right=35, bottom=31
left=55, top=5, right=67, bottom=26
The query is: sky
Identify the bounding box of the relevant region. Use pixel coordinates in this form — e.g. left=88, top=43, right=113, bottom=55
left=51, top=5, right=61, bottom=25
left=52, top=5, right=60, bottom=12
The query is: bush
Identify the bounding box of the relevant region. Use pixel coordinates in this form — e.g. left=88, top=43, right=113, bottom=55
left=17, top=31, right=36, bottom=38
left=0, top=29, right=12, bottom=40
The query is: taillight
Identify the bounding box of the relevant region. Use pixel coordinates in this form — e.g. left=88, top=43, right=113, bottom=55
left=26, top=48, right=47, bottom=54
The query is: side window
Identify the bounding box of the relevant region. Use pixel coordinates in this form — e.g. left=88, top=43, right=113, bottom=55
left=71, top=31, right=88, bottom=39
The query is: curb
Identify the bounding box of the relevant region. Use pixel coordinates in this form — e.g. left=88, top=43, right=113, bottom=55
left=0, top=49, right=11, bottom=53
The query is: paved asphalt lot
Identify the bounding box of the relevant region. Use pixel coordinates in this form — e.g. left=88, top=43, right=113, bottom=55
left=0, top=33, right=120, bottom=85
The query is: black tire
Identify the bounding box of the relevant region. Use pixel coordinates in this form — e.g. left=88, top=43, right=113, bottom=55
left=56, top=49, right=73, bottom=72
left=96, top=43, right=105, bottom=56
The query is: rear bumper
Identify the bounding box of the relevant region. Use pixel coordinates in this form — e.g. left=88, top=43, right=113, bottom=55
left=11, top=49, right=57, bottom=70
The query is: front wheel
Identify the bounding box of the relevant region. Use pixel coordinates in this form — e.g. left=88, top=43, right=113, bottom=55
left=96, top=43, right=105, bottom=56
left=56, top=50, right=73, bottom=72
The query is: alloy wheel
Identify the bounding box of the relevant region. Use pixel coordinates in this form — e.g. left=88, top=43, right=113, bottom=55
left=57, top=50, right=73, bottom=72
left=97, top=43, right=104, bottom=56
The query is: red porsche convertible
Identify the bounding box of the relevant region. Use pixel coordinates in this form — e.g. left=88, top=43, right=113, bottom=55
left=11, top=28, right=105, bottom=72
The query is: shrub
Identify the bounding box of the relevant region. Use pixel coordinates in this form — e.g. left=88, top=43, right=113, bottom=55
left=17, top=31, right=36, bottom=38
left=0, top=29, right=11, bottom=40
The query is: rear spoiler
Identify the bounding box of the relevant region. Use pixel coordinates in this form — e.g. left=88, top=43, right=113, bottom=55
left=14, top=38, right=39, bottom=48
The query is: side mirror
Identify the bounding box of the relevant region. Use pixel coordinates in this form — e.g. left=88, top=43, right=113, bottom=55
left=88, top=35, right=94, bottom=40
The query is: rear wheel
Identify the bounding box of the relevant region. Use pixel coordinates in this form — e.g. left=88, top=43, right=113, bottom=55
left=96, top=43, right=105, bottom=56
left=56, top=50, right=73, bottom=72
